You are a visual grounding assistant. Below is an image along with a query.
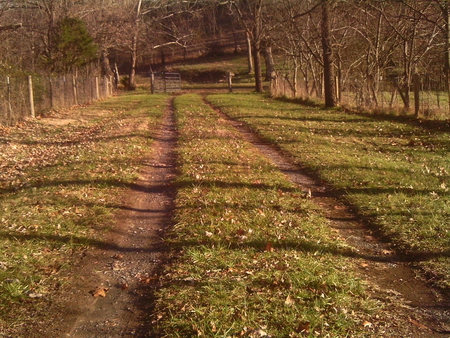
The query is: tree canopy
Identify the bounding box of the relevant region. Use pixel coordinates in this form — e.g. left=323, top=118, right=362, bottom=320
left=42, top=17, right=97, bottom=73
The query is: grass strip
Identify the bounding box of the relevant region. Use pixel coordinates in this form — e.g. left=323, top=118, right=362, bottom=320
left=154, top=93, right=385, bottom=337
left=206, top=93, right=450, bottom=288
left=0, top=91, right=168, bottom=331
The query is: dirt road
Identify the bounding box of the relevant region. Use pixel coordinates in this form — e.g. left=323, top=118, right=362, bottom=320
left=33, top=99, right=177, bottom=338
left=34, top=94, right=449, bottom=337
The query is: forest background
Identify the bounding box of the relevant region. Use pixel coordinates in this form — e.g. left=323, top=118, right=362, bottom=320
left=1, top=0, right=450, bottom=123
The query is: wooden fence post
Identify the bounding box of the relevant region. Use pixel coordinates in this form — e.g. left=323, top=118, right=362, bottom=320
left=6, top=77, right=12, bottom=121
left=103, top=76, right=108, bottom=97
left=95, top=77, right=100, bottom=100
left=150, top=72, right=155, bottom=94
left=28, top=75, right=35, bottom=118
left=227, top=72, right=233, bottom=93
left=72, top=73, right=78, bottom=105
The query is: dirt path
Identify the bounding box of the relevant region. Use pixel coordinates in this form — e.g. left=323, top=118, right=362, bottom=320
left=205, top=98, right=450, bottom=337
left=38, top=98, right=178, bottom=338
left=34, top=93, right=449, bottom=337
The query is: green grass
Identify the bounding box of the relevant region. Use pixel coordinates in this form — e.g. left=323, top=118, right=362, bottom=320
left=154, top=94, right=386, bottom=337
left=207, top=93, right=450, bottom=288
left=166, top=54, right=266, bottom=90
left=172, top=55, right=251, bottom=82
left=0, top=92, right=168, bottom=329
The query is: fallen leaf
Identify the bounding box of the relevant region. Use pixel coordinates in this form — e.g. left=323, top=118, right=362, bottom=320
left=296, top=321, right=310, bottom=334
left=360, top=263, right=370, bottom=268
left=265, top=242, right=274, bottom=252
left=91, top=287, right=109, bottom=298
left=304, top=188, right=312, bottom=198
left=285, top=294, right=295, bottom=306
left=409, top=318, right=428, bottom=330
left=236, top=228, right=246, bottom=236
left=364, top=235, right=376, bottom=242
left=140, top=276, right=159, bottom=284
left=247, top=328, right=268, bottom=337
left=28, top=292, right=44, bottom=298
left=112, top=253, right=124, bottom=260
left=362, top=320, right=373, bottom=328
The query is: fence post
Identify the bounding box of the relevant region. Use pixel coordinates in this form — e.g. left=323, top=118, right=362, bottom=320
left=95, top=77, right=99, bottom=100
left=49, top=76, right=55, bottom=109
left=28, top=75, right=35, bottom=118
left=6, top=77, right=12, bottom=122
left=109, top=76, right=113, bottom=96
left=72, top=74, right=78, bottom=105
left=103, top=76, right=108, bottom=97
left=150, top=72, right=155, bottom=94
left=413, top=73, right=420, bottom=118
left=63, top=76, right=67, bottom=108
left=227, top=72, right=233, bottom=93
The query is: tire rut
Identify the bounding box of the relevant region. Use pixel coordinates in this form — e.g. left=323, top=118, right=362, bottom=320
left=204, top=97, right=450, bottom=337
left=60, top=97, right=178, bottom=338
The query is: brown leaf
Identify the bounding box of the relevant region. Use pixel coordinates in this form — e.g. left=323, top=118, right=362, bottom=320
left=296, top=321, right=310, bottom=334
left=265, top=242, right=274, bottom=252
left=362, top=320, right=373, bottom=328
left=236, top=228, right=246, bottom=236
left=112, top=253, right=124, bottom=260
left=304, top=188, right=312, bottom=199
left=409, top=318, right=428, bottom=330
left=90, top=287, right=109, bottom=298
left=285, top=294, right=295, bottom=306
left=140, top=276, right=159, bottom=284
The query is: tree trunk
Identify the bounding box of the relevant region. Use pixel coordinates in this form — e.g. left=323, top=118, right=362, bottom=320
left=246, top=31, right=254, bottom=74
left=253, top=42, right=263, bottom=92
left=264, top=46, right=275, bottom=81
left=100, top=49, right=113, bottom=77
left=445, top=3, right=450, bottom=114
left=128, top=35, right=137, bottom=90
left=293, top=58, right=298, bottom=97
left=128, top=0, right=143, bottom=91
left=321, top=0, right=336, bottom=107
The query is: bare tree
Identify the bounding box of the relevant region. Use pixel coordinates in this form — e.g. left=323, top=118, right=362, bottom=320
left=321, top=0, right=336, bottom=107
left=229, top=0, right=268, bottom=92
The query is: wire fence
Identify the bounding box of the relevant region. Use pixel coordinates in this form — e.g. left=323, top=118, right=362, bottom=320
left=271, top=72, right=450, bottom=119
left=0, top=73, right=114, bottom=126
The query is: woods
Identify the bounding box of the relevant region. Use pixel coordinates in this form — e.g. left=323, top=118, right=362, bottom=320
left=1, top=0, right=450, bottom=121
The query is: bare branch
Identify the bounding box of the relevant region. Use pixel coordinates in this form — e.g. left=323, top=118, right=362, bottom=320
left=0, top=23, right=22, bottom=31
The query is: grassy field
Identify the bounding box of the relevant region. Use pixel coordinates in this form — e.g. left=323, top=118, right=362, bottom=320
left=1, top=75, right=449, bottom=336
left=206, top=93, right=450, bottom=288
left=152, top=93, right=423, bottom=337
left=0, top=90, right=168, bottom=330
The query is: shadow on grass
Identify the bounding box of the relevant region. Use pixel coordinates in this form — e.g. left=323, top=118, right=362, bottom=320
left=275, top=95, right=450, bottom=133
left=169, top=235, right=450, bottom=265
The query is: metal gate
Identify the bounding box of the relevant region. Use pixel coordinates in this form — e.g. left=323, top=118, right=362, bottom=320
left=151, top=72, right=181, bottom=93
